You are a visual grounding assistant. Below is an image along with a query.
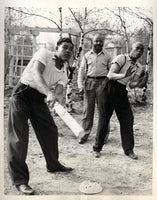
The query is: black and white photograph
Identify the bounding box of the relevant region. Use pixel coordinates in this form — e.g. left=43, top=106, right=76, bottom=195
left=0, top=0, right=156, bottom=199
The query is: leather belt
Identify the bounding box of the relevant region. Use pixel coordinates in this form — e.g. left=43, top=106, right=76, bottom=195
left=87, top=76, right=106, bottom=79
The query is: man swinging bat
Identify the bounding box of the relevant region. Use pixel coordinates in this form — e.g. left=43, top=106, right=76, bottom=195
left=7, top=37, right=74, bottom=195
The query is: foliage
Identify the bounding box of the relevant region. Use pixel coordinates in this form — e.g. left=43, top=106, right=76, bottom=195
left=128, top=71, right=153, bottom=106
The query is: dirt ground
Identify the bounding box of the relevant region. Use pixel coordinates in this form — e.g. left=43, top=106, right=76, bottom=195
left=3, top=84, right=153, bottom=196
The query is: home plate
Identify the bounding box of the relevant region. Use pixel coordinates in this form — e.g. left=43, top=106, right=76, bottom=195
left=79, top=180, right=103, bottom=194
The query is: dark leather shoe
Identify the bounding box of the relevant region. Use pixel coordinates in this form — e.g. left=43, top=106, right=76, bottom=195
left=78, top=139, right=87, bottom=144
left=16, top=184, right=34, bottom=195
left=127, top=152, right=138, bottom=160
left=47, top=164, right=73, bottom=173
left=93, top=151, right=101, bottom=158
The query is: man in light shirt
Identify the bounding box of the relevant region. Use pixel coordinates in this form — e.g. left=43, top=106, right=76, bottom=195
left=93, top=42, right=148, bottom=159
left=7, top=37, right=74, bottom=195
left=77, top=33, right=111, bottom=151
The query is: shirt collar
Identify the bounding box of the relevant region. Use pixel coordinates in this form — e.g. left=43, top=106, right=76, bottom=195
left=125, top=54, right=140, bottom=69
left=89, top=49, right=104, bottom=55
left=124, top=54, right=130, bottom=61
left=127, top=54, right=138, bottom=64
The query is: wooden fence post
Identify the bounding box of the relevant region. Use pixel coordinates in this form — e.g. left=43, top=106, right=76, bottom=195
left=8, top=34, right=14, bottom=87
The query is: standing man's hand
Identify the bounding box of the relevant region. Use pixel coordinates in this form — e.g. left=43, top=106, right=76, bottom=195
left=125, top=65, right=135, bottom=78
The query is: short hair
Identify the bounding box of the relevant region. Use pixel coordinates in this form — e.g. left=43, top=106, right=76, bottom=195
left=92, top=33, right=105, bottom=44
left=56, top=37, right=74, bottom=48
left=131, top=42, right=144, bottom=50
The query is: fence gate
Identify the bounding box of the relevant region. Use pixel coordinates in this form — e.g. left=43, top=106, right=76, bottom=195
left=6, top=28, right=46, bottom=87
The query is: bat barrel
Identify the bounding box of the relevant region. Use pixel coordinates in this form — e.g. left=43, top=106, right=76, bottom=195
left=54, top=102, right=83, bottom=137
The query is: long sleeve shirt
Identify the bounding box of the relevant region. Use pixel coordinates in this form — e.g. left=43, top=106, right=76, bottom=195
left=77, top=49, right=111, bottom=89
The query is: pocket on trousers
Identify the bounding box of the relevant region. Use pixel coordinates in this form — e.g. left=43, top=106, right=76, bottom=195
left=85, top=79, right=92, bottom=91
left=10, top=96, right=26, bottom=112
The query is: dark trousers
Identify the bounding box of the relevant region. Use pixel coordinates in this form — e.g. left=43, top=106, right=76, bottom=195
left=81, top=77, right=110, bottom=141
left=7, top=82, right=60, bottom=186
left=93, top=80, right=134, bottom=154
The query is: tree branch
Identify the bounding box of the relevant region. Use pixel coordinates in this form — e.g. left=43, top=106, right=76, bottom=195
left=126, top=7, right=153, bottom=26
left=68, top=8, right=84, bottom=33
left=9, top=7, right=61, bottom=31
left=83, top=27, right=123, bottom=36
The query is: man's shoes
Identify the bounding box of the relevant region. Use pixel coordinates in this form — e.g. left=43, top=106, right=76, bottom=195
left=93, top=151, right=101, bottom=158
left=78, top=139, right=87, bottom=144
left=47, top=164, right=73, bottom=173
left=126, top=152, right=138, bottom=160
left=16, top=184, right=34, bottom=195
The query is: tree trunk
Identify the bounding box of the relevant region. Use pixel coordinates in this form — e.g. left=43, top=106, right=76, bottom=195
left=140, top=25, right=153, bottom=103
left=65, top=32, right=84, bottom=112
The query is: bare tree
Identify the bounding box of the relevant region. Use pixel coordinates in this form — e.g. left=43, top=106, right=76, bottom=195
left=104, top=7, right=130, bottom=53
left=125, top=7, right=153, bottom=72
left=125, top=7, right=153, bottom=104
left=65, top=8, right=87, bottom=112
left=58, top=7, right=63, bottom=38
left=7, top=7, right=62, bottom=31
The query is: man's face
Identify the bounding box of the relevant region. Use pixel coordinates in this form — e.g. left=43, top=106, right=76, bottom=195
left=57, top=42, right=73, bottom=61
left=93, top=35, right=104, bottom=53
left=130, top=43, right=144, bottom=59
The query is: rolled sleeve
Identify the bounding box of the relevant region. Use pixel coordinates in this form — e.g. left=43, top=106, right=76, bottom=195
left=111, top=54, right=126, bottom=69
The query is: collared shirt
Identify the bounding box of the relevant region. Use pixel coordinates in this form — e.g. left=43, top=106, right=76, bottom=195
left=111, top=54, right=144, bottom=85
left=77, top=49, right=111, bottom=89
left=20, top=48, right=68, bottom=93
